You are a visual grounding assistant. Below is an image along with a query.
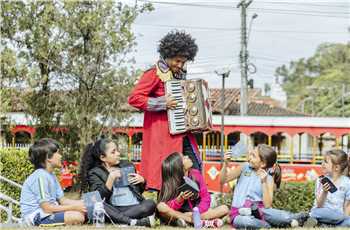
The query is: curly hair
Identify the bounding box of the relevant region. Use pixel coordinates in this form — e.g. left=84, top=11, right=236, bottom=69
left=79, top=138, right=114, bottom=194
left=158, top=30, right=198, bottom=61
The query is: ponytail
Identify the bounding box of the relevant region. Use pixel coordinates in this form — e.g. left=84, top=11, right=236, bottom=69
left=347, top=151, right=350, bottom=177
left=79, top=143, right=99, bottom=194
left=272, top=163, right=282, bottom=189
left=257, top=144, right=282, bottom=188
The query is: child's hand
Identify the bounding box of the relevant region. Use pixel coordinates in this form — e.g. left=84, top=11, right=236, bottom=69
left=109, top=168, right=121, bottom=181
left=224, top=152, right=231, bottom=163
left=256, top=169, right=268, bottom=183
left=176, top=191, right=194, bottom=202
left=72, top=201, right=87, bottom=213
left=321, top=182, right=331, bottom=193
left=128, top=173, right=145, bottom=185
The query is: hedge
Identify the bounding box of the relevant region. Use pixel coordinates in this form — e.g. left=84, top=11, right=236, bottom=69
left=273, top=181, right=315, bottom=212
left=0, top=148, right=33, bottom=221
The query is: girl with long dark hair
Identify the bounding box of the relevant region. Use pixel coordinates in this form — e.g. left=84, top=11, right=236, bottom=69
left=80, top=138, right=156, bottom=227
left=157, top=152, right=229, bottom=228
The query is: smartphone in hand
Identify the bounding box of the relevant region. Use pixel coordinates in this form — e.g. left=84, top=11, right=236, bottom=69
left=319, top=175, right=337, bottom=193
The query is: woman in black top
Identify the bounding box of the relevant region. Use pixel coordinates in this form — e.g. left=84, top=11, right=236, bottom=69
left=80, top=138, right=156, bottom=227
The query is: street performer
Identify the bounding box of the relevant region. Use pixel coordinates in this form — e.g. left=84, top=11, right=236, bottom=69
left=128, top=30, right=201, bottom=191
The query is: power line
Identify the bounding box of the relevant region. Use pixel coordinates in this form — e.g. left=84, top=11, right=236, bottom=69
left=251, top=7, right=349, bottom=15
left=253, top=29, right=347, bottom=34
left=135, top=23, right=347, bottom=34
left=249, top=8, right=349, bottom=18
left=250, top=56, right=289, bottom=65
left=250, top=7, right=349, bottom=15
left=141, top=1, right=350, bottom=17
left=254, top=1, right=349, bottom=8
left=134, top=23, right=241, bottom=32
left=139, top=1, right=238, bottom=9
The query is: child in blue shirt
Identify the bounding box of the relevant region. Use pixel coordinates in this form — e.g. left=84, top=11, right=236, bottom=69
left=20, top=138, right=86, bottom=226
left=221, top=144, right=309, bottom=228
left=307, top=149, right=350, bottom=227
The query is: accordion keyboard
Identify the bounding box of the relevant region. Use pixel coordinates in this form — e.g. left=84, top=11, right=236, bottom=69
left=165, top=81, right=186, bottom=134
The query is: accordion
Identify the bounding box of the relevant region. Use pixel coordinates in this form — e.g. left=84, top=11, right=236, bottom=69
left=165, top=79, right=212, bottom=135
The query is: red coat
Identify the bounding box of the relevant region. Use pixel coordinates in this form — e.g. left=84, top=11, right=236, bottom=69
left=128, top=67, right=200, bottom=190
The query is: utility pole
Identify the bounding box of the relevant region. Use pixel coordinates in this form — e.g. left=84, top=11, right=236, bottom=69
left=341, top=84, right=345, bottom=117
left=237, top=0, right=252, bottom=116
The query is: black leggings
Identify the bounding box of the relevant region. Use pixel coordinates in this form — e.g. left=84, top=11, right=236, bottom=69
left=103, top=199, right=156, bottom=224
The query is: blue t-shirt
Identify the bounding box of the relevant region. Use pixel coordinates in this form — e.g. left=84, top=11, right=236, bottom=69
left=232, top=163, right=273, bottom=207
left=20, top=168, right=64, bottom=219
left=313, top=175, right=350, bottom=214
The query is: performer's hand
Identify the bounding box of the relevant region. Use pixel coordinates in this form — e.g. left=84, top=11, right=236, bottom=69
left=166, top=94, right=177, bottom=109
left=128, top=173, right=145, bottom=185
left=134, top=75, right=141, bottom=85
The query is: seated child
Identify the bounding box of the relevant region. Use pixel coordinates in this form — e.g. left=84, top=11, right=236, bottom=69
left=20, top=138, right=86, bottom=226
left=157, top=152, right=229, bottom=228
left=79, top=138, right=156, bottom=227
left=307, top=149, right=350, bottom=227
left=220, top=144, right=278, bottom=229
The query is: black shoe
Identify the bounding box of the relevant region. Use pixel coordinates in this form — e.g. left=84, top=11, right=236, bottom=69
left=293, top=212, right=310, bottom=226
left=303, top=217, right=318, bottom=228
left=136, top=215, right=155, bottom=227
left=175, top=218, right=188, bottom=228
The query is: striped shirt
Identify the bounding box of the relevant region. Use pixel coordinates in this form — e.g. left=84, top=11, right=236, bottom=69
left=20, top=168, right=64, bottom=219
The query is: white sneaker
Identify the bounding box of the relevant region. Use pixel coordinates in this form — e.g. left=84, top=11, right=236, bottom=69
left=148, top=215, right=155, bottom=228
left=291, top=219, right=299, bottom=228
left=238, top=207, right=252, bottom=216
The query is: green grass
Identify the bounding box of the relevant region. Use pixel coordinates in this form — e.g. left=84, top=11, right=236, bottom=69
left=36, top=192, right=344, bottom=230
left=1, top=226, right=348, bottom=229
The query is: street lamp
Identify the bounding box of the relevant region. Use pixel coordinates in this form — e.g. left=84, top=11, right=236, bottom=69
left=214, top=68, right=230, bottom=196
left=248, top=13, right=258, bottom=45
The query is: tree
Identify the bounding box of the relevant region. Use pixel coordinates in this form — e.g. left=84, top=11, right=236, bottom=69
left=1, top=0, right=152, bottom=157
left=275, top=43, right=350, bottom=117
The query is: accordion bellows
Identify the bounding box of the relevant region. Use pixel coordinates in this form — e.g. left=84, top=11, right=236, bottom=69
left=165, top=78, right=213, bottom=135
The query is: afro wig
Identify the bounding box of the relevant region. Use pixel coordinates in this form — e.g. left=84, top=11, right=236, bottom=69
left=158, top=30, right=198, bottom=61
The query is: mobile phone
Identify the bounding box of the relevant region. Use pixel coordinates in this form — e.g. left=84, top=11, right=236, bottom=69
left=319, top=175, right=337, bottom=193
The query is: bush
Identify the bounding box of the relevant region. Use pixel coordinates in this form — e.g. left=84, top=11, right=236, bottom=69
left=273, top=182, right=315, bottom=212
left=218, top=182, right=315, bottom=213
left=0, top=148, right=33, bottom=221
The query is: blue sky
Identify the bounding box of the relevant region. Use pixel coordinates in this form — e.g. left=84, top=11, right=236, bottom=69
left=126, top=0, right=349, bottom=89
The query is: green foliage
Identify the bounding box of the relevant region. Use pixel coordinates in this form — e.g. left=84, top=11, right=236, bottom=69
left=276, top=42, right=350, bottom=117
left=219, top=182, right=315, bottom=213
left=0, top=148, right=33, bottom=220
left=1, top=0, right=153, bottom=157
left=273, top=182, right=315, bottom=212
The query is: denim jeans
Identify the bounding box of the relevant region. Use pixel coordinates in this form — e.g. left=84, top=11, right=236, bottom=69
left=233, top=215, right=271, bottom=229
left=262, top=208, right=301, bottom=227
left=310, top=207, right=350, bottom=227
